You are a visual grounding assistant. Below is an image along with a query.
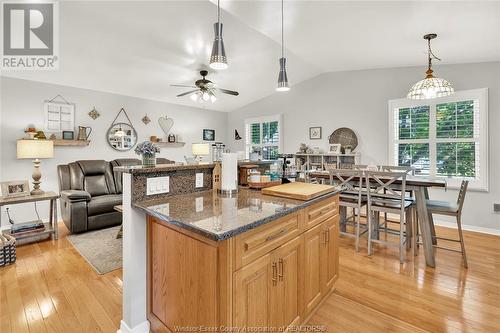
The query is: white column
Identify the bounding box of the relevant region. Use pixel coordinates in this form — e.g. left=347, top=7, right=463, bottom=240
left=118, top=173, right=150, bottom=333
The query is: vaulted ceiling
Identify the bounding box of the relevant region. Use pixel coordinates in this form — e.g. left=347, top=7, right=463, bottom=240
left=2, top=1, right=499, bottom=111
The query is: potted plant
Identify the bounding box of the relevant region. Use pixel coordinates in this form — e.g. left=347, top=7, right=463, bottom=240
left=344, top=145, right=353, bottom=154
left=135, top=141, right=160, bottom=167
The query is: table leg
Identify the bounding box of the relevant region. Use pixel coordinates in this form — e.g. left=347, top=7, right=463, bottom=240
left=415, top=187, right=436, bottom=267
left=340, top=206, right=347, bottom=232
left=49, top=199, right=54, bottom=240
left=372, top=211, right=380, bottom=240
left=424, top=187, right=437, bottom=245
left=53, top=199, right=59, bottom=240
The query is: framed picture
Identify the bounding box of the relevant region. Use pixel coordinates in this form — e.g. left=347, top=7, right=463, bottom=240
left=203, top=129, right=215, bottom=141
left=62, top=131, right=74, bottom=140
left=44, top=101, right=75, bottom=132
left=1, top=180, right=30, bottom=198
left=309, top=126, right=322, bottom=140
left=329, top=144, right=342, bottom=154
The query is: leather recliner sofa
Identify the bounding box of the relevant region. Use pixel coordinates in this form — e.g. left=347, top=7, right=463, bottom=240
left=57, top=158, right=173, bottom=233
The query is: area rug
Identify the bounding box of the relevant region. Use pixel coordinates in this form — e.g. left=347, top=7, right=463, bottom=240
left=67, top=225, right=122, bottom=275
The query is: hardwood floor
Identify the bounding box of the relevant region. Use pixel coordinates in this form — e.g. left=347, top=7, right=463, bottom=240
left=1, top=222, right=499, bottom=332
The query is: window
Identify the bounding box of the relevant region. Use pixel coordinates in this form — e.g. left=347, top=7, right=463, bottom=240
left=245, top=115, right=282, bottom=160
left=388, top=89, right=488, bottom=190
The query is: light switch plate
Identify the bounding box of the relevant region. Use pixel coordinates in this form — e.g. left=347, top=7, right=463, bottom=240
left=494, top=203, right=500, bottom=213
left=147, top=176, right=170, bottom=195
left=195, top=173, right=204, bottom=188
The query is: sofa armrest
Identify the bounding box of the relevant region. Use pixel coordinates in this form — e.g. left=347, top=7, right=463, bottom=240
left=60, top=190, right=91, bottom=202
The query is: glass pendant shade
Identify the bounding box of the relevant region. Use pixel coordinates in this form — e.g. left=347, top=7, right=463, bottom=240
left=209, top=22, right=228, bottom=70
left=276, top=57, right=290, bottom=91
left=407, top=75, right=454, bottom=100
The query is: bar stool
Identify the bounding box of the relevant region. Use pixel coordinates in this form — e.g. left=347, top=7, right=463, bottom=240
left=418, top=180, right=469, bottom=268
left=329, top=169, right=368, bottom=252
left=365, top=171, right=413, bottom=264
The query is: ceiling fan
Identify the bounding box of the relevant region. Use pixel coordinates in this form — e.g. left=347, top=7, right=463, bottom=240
left=171, top=70, right=239, bottom=103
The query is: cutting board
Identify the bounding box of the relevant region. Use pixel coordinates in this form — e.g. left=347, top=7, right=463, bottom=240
left=261, top=182, right=335, bottom=201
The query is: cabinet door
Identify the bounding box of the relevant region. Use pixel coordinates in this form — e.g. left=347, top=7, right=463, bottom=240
left=303, top=223, right=325, bottom=316
left=274, top=236, right=303, bottom=330
left=234, top=253, right=278, bottom=328
left=322, top=215, right=339, bottom=293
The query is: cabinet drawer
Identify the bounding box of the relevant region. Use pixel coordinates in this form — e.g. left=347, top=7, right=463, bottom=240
left=234, top=212, right=303, bottom=270
left=305, top=195, right=339, bottom=230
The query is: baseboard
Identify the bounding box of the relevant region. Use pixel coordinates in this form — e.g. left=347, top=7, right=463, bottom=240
left=433, top=220, right=500, bottom=236
left=117, top=320, right=150, bottom=333
left=356, top=212, right=500, bottom=237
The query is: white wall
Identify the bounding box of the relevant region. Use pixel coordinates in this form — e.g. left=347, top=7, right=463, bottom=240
left=227, top=62, right=500, bottom=233
left=0, top=77, right=228, bottom=227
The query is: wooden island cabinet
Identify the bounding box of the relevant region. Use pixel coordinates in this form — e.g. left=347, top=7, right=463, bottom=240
left=146, top=194, right=339, bottom=333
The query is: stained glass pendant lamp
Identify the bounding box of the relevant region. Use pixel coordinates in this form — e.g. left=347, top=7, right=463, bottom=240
left=407, top=33, right=454, bottom=100
left=276, top=0, right=290, bottom=91
left=209, top=0, right=228, bottom=70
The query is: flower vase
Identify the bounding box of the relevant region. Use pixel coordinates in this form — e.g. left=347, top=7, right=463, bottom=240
left=142, top=154, right=156, bottom=167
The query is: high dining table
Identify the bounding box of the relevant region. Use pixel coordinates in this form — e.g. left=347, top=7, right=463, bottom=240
left=307, top=170, right=447, bottom=267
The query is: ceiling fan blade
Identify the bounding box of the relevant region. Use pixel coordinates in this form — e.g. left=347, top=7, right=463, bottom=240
left=215, top=88, right=239, bottom=96
left=176, top=90, right=199, bottom=97
left=171, top=84, right=197, bottom=88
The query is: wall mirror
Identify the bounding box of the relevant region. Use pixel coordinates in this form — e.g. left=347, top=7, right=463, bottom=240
left=107, top=108, right=138, bottom=151
left=107, top=123, right=137, bottom=151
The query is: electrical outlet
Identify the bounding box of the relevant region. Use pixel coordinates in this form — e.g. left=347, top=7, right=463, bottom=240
left=147, top=176, right=170, bottom=195
left=195, top=173, right=204, bottom=188
left=494, top=203, right=500, bottom=213
left=195, top=197, right=204, bottom=212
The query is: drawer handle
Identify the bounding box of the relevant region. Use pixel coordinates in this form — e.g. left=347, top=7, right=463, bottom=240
left=272, top=262, right=278, bottom=285
left=309, top=205, right=335, bottom=219
left=278, top=258, right=284, bottom=281
left=265, top=228, right=288, bottom=242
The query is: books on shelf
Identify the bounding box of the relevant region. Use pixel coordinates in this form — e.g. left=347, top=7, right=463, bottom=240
left=10, top=220, right=45, bottom=235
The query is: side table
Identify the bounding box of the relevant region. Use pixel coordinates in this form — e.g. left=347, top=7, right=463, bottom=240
left=0, top=191, right=59, bottom=244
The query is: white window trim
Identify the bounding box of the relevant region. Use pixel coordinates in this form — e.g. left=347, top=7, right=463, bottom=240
left=245, top=114, right=283, bottom=160
left=388, top=88, right=488, bottom=191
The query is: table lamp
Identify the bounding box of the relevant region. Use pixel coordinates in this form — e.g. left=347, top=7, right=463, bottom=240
left=17, top=139, right=54, bottom=195
left=192, top=143, right=210, bottom=162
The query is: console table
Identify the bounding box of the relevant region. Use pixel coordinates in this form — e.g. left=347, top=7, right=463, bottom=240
left=0, top=191, right=59, bottom=244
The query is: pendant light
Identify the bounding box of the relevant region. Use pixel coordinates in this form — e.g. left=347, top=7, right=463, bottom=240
left=407, top=33, right=454, bottom=100
left=276, top=0, right=290, bottom=92
left=209, top=0, right=228, bottom=70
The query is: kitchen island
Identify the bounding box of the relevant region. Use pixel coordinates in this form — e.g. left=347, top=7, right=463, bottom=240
left=117, top=164, right=339, bottom=333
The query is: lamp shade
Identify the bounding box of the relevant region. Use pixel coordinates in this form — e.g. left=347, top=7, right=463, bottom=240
left=209, top=22, right=228, bottom=70
left=17, top=140, right=54, bottom=159
left=407, top=77, right=454, bottom=100
left=192, top=143, right=210, bottom=156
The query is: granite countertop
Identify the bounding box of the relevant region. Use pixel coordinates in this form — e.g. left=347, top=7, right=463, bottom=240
left=114, top=162, right=215, bottom=174
left=134, top=188, right=340, bottom=241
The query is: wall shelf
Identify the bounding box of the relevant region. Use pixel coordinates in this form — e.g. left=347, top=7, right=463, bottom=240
left=157, top=142, right=186, bottom=148
left=52, top=139, right=90, bottom=147
left=295, top=152, right=361, bottom=170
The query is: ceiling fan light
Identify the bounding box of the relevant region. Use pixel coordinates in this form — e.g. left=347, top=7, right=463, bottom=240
left=276, top=57, right=290, bottom=92
left=209, top=22, right=228, bottom=70
left=190, top=93, right=199, bottom=101
left=202, top=92, right=210, bottom=101
left=407, top=77, right=454, bottom=100
left=210, top=94, right=217, bottom=103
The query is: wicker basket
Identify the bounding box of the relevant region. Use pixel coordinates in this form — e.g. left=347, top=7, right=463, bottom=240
left=0, top=234, right=16, bottom=267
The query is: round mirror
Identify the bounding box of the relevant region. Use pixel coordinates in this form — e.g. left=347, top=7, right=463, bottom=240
left=107, top=123, right=138, bottom=151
